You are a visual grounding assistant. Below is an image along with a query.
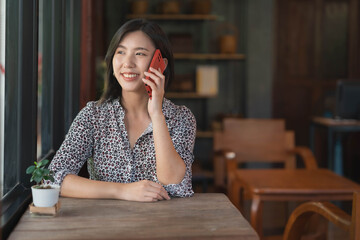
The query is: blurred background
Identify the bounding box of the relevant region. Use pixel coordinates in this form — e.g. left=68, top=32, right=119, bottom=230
left=2, top=0, right=360, bottom=239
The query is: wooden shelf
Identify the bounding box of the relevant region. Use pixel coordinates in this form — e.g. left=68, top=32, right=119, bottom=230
left=196, top=131, right=213, bottom=138
left=174, top=53, right=246, bottom=60
left=165, top=92, right=216, bottom=99
left=126, top=14, right=218, bottom=21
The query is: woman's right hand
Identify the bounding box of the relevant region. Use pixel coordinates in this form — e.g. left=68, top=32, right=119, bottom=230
left=120, top=180, right=170, bottom=202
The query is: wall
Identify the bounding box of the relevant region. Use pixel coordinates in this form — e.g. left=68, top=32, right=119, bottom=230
left=246, top=0, right=274, bottom=118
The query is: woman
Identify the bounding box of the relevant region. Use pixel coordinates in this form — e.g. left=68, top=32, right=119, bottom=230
left=49, top=19, right=196, bottom=201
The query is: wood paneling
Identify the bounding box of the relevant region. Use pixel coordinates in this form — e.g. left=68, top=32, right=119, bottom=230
left=274, top=0, right=360, bottom=146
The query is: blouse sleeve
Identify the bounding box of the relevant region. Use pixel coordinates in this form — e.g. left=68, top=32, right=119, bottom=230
left=49, top=102, right=95, bottom=186
left=163, top=106, right=196, bottom=197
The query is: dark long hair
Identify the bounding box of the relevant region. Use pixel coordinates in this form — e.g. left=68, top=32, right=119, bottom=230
left=99, top=19, right=174, bottom=103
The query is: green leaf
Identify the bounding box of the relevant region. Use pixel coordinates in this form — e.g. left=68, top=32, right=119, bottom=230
left=43, top=169, right=50, bottom=175
left=33, top=176, right=43, bottom=184
left=38, top=168, right=45, bottom=175
left=49, top=176, right=55, bottom=182
left=38, top=159, right=49, bottom=167
left=26, top=165, right=36, bottom=174
left=33, top=169, right=43, bottom=179
left=43, top=175, right=54, bottom=183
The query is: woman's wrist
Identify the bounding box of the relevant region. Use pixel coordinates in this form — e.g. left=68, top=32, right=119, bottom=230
left=111, top=182, right=128, bottom=200
left=150, top=112, right=165, bottom=122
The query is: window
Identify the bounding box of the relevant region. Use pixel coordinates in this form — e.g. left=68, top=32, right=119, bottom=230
left=37, top=0, right=43, bottom=159
left=1, top=2, right=38, bottom=238
left=0, top=0, right=5, bottom=198
left=1, top=1, right=81, bottom=238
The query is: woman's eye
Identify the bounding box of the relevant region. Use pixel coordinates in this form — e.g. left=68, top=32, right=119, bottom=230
left=136, top=52, right=146, bottom=56
left=116, top=50, right=124, bottom=54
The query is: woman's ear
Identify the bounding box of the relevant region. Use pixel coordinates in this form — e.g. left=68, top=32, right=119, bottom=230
left=163, top=58, right=168, bottom=70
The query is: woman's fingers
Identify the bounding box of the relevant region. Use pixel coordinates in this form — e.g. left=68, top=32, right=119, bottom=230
left=134, top=180, right=170, bottom=202
left=143, top=67, right=165, bottom=88
left=148, top=181, right=170, bottom=200
left=144, top=191, right=163, bottom=201
left=142, top=76, right=156, bottom=90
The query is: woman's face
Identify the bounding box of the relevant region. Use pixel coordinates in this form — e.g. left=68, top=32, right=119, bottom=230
left=112, top=30, right=156, bottom=94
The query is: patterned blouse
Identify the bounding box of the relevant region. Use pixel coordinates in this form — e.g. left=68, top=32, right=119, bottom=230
left=49, top=98, right=196, bottom=197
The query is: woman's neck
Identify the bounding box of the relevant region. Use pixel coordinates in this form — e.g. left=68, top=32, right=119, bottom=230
left=121, top=92, right=148, bottom=116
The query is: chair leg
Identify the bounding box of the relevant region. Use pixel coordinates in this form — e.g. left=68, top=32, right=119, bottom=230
left=239, top=187, right=245, bottom=215
left=251, top=195, right=264, bottom=239
left=231, top=181, right=241, bottom=209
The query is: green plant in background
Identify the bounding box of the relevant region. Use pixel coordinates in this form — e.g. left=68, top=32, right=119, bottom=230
left=26, top=159, right=54, bottom=188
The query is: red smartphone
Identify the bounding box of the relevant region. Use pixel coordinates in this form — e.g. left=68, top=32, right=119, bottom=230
left=144, top=49, right=166, bottom=99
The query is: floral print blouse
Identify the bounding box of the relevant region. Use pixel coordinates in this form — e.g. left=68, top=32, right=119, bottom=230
left=49, top=98, right=196, bottom=197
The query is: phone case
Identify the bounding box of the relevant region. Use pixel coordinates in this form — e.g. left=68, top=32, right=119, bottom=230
left=145, top=49, right=166, bottom=99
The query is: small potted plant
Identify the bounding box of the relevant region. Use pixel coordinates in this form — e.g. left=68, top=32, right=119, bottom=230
left=26, top=159, right=60, bottom=208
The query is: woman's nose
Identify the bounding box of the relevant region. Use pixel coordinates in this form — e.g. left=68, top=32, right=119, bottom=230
left=122, top=55, right=135, bottom=68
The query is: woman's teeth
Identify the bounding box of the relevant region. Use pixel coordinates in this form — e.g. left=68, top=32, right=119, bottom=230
left=123, top=73, right=137, bottom=78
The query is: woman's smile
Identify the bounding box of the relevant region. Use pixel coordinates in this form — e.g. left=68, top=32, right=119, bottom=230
left=121, top=72, right=140, bottom=81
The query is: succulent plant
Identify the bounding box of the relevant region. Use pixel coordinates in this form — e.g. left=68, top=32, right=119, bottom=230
left=26, top=159, right=54, bottom=186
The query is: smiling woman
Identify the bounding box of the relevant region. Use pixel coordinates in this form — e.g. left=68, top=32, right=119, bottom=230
left=48, top=19, right=196, bottom=202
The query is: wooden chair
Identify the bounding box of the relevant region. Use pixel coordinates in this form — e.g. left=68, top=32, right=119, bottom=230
left=213, top=118, right=360, bottom=239
left=213, top=118, right=317, bottom=194
left=283, top=192, right=360, bottom=240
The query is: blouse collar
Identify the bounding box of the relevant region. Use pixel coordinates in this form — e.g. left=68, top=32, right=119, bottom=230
left=111, top=97, right=174, bottom=121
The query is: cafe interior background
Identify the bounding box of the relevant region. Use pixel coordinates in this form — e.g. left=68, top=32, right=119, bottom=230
left=1, top=0, right=360, bottom=239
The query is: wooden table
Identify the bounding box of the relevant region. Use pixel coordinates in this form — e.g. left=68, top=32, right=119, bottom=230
left=9, top=193, right=259, bottom=240
left=232, top=169, right=360, bottom=238
left=310, top=117, right=360, bottom=175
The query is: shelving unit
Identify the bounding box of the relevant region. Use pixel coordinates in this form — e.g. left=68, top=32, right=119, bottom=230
left=174, top=53, right=245, bottom=60
left=126, top=14, right=218, bottom=21
left=124, top=5, right=246, bottom=133
left=165, top=92, right=216, bottom=99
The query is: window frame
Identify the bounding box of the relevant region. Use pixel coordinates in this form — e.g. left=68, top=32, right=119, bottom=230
left=2, top=0, right=38, bottom=238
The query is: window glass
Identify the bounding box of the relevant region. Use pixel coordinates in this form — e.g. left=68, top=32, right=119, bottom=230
left=3, top=0, right=21, bottom=197
left=0, top=0, right=6, bottom=197
left=37, top=0, right=43, bottom=158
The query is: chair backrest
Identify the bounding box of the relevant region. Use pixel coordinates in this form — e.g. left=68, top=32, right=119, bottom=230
left=214, top=118, right=295, bottom=165
left=283, top=191, right=360, bottom=240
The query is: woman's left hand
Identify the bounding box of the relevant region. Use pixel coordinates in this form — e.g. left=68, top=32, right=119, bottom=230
left=142, top=67, right=165, bottom=118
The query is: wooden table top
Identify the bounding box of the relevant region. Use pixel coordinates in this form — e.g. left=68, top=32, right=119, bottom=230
left=312, top=117, right=360, bottom=127
left=236, top=169, right=360, bottom=195
left=9, top=193, right=259, bottom=240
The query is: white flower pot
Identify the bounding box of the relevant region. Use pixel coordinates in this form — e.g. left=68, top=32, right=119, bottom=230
left=31, top=185, right=60, bottom=207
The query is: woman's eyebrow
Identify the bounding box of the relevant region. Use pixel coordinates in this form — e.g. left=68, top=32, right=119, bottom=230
left=117, top=45, right=149, bottom=52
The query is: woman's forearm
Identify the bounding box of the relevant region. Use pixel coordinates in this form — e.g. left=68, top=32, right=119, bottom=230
left=151, top=114, right=186, bottom=185
left=60, top=174, right=170, bottom=201
left=60, top=174, right=122, bottom=199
